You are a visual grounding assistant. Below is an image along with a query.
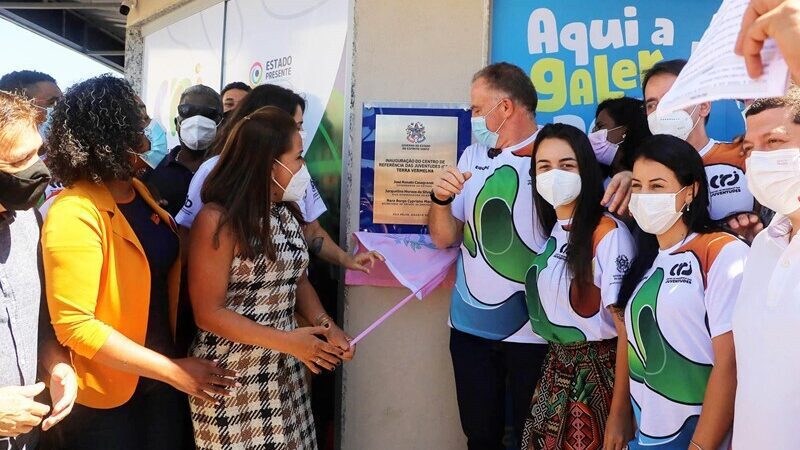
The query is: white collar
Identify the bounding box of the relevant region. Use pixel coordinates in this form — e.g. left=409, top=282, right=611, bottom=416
left=500, top=127, right=541, bottom=153
left=767, top=214, right=795, bottom=241
left=698, top=138, right=718, bottom=158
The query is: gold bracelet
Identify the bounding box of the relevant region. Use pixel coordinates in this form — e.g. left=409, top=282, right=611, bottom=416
left=315, top=313, right=332, bottom=327
left=689, top=440, right=704, bottom=450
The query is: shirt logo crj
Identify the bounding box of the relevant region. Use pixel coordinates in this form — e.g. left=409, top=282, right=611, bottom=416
left=669, top=261, right=693, bottom=276
left=709, top=171, right=740, bottom=189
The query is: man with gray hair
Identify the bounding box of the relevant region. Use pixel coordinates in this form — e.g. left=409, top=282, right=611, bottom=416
left=142, top=84, right=223, bottom=216
left=0, top=91, right=76, bottom=450
left=429, top=62, right=632, bottom=449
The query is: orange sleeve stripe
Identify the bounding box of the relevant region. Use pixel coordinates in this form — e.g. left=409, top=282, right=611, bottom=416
left=592, top=216, right=618, bottom=257
left=702, top=142, right=747, bottom=170
left=676, top=232, right=737, bottom=286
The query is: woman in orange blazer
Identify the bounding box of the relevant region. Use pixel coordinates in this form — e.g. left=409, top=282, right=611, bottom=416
left=40, top=75, right=235, bottom=450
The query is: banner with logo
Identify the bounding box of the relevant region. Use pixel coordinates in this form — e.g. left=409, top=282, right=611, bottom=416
left=222, top=0, right=349, bottom=244
left=223, top=0, right=348, bottom=157
left=491, top=0, right=745, bottom=141
left=359, top=103, right=472, bottom=234
left=142, top=3, right=224, bottom=149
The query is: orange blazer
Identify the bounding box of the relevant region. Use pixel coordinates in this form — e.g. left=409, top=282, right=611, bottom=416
left=42, top=179, right=181, bottom=409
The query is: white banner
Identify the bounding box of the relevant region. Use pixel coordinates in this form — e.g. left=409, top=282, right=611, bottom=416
left=223, top=0, right=349, bottom=154
left=143, top=3, right=225, bottom=149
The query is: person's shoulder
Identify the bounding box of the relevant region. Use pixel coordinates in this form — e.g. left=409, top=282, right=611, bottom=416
left=197, top=155, right=220, bottom=173
left=689, top=231, right=747, bottom=272
left=461, top=142, right=490, bottom=160
left=13, top=208, right=40, bottom=227
left=152, top=146, right=182, bottom=172
left=51, top=183, right=102, bottom=209
left=705, top=140, right=746, bottom=167
left=43, top=184, right=106, bottom=234
left=593, top=214, right=631, bottom=253
left=191, top=203, right=228, bottom=236
left=195, top=202, right=225, bottom=221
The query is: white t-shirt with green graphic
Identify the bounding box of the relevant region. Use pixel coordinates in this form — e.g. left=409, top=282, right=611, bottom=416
left=624, top=232, right=747, bottom=449
left=526, top=214, right=635, bottom=344
left=449, top=131, right=547, bottom=343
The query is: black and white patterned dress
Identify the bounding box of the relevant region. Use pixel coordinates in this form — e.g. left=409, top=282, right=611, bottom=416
left=189, top=203, right=316, bottom=450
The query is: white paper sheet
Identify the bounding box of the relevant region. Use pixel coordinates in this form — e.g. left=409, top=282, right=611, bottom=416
left=656, top=0, right=790, bottom=115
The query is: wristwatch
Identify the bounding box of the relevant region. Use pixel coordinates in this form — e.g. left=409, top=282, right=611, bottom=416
left=430, top=190, right=455, bottom=206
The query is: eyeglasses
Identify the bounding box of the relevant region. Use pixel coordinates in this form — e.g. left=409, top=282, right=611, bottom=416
left=178, top=104, right=222, bottom=122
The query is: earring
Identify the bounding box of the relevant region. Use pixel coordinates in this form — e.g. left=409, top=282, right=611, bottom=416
left=687, top=202, right=691, bottom=212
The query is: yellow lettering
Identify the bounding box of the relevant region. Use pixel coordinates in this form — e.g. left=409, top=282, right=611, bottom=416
left=637, top=50, right=665, bottom=76
left=569, top=69, right=594, bottom=105
left=531, top=58, right=567, bottom=113
left=612, top=59, right=638, bottom=90
left=593, top=55, right=624, bottom=101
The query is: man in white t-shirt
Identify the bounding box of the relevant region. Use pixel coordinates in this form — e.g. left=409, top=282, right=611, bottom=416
left=732, top=87, right=800, bottom=450
left=428, top=63, right=632, bottom=449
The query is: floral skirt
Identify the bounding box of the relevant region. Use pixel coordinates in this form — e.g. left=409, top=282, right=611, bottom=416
left=522, top=338, right=617, bottom=450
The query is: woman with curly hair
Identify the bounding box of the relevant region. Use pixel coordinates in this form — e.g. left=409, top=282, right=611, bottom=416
left=41, top=74, right=236, bottom=450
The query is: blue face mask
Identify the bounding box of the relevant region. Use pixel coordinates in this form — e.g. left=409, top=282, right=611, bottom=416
left=38, top=107, right=53, bottom=140
left=141, top=120, right=169, bottom=169
left=470, top=100, right=507, bottom=148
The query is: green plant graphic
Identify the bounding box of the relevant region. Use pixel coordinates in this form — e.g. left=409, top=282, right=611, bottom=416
left=524, top=237, right=587, bottom=343
left=628, top=268, right=712, bottom=404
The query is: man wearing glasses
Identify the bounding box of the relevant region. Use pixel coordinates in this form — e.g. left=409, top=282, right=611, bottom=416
left=142, top=85, right=223, bottom=216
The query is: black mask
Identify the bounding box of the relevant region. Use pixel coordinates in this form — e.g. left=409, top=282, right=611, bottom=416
left=0, top=159, right=51, bottom=210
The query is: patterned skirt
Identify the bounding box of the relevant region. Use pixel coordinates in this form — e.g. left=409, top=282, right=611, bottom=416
left=189, top=334, right=317, bottom=450
left=521, top=338, right=617, bottom=450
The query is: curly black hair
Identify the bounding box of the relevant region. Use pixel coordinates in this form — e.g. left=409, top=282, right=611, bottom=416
left=46, top=74, right=144, bottom=186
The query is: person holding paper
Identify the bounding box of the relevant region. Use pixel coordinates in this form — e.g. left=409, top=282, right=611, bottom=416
left=737, top=0, right=800, bottom=82
left=520, top=123, right=636, bottom=450
left=643, top=59, right=762, bottom=240
left=732, top=87, right=800, bottom=450
left=428, top=62, right=633, bottom=450
left=617, top=135, right=745, bottom=450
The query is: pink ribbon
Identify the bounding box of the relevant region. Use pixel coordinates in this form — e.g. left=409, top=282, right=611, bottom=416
left=350, top=269, right=447, bottom=345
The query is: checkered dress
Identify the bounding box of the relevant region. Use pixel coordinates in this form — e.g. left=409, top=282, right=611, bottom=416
left=189, top=204, right=316, bottom=450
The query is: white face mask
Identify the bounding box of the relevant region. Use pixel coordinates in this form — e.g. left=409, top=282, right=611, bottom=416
left=178, top=115, right=218, bottom=151
left=273, top=159, right=311, bottom=202
left=647, top=105, right=700, bottom=140
left=629, top=187, right=689, bottom=235
left=746, top=149, right=800, bottom=215
left=536, top=169, right=582, bottom=207
left=588, top=126, right=623, bottom=166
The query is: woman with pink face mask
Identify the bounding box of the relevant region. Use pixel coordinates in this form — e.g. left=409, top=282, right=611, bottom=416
left=616, top=134, right=747, bottom=450
left=588, top=97, right=651, bottom=184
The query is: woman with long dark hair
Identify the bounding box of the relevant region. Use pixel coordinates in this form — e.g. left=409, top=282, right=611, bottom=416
left=187, top=106, right=346, bottom=448
left=520, top=124, right=636, bottom=450
left=618, top=134, right=747, bottom=450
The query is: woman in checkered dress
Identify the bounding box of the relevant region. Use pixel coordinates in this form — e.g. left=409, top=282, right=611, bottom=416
left=186, top=107, right=354, bottom=449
